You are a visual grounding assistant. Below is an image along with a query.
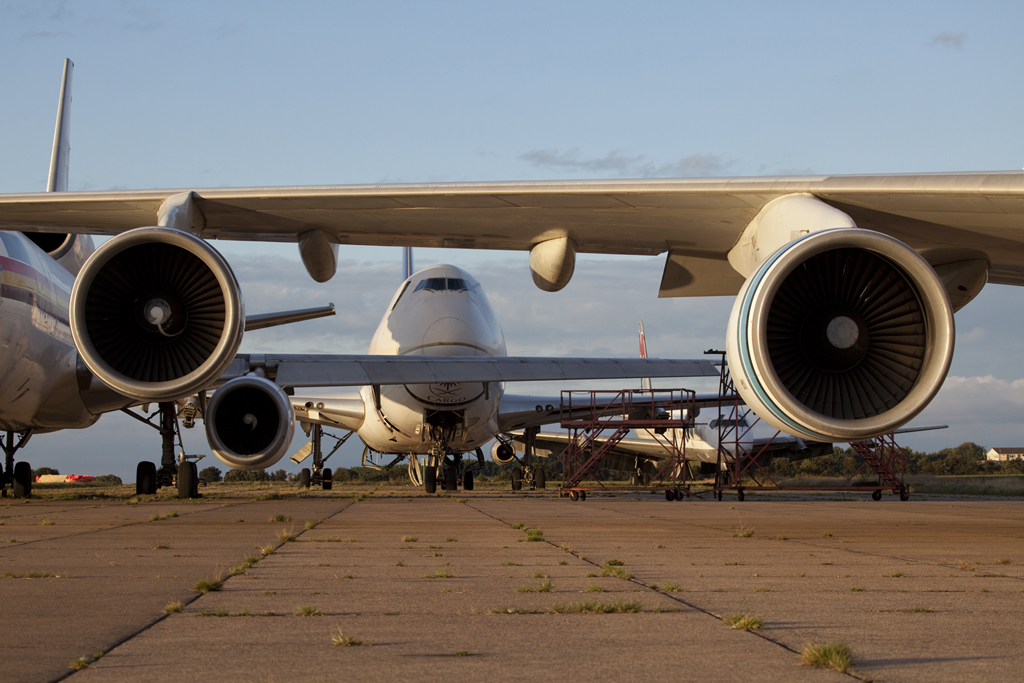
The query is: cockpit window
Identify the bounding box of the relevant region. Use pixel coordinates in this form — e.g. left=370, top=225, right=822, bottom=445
left=413, top=277, right=471, bottom=292
left=391, top=280, right=412, bottom=311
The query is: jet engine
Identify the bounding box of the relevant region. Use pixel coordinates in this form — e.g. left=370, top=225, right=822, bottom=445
left=70, top=227, right=244, bottom=401
left=726, top=228, right=954, bottom=442
left=490, top=440, right=517, bottom=465
left=23, top=232, right=95, bottom=275
left=205, top=375, right=295, bottom=470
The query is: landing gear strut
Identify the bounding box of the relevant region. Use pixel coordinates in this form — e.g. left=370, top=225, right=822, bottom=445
left=295, top=423, right=352, bottom=490
left=507, top=427, right=547, bottom=492
left=121, top=402, right=203, bottom=498
left=1, top=430, right=33, bottom=499
left=416, top=448, right=483, bottom=494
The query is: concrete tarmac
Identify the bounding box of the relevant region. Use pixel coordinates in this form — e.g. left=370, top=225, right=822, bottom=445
left=1, top=487, right=1022, bottom=682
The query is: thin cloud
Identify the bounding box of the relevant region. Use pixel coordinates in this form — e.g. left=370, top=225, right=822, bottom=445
left=521, top=148, right=731, bottom=178
left=930, top=32, right=966, bottom=49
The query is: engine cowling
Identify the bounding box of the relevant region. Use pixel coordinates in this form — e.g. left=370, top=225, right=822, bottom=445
left=205, top=375, right=295, bottom=470
left=490, top=441, right=517, bottom=465
left=70, top=227, right=244, bottom=401
left=726, top=228, right=954, bottom=442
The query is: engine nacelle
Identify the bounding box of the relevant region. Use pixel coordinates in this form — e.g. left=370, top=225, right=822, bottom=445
left=726, top=228, right=954, bottom=442
left=490, top=440, right=517, bottom=465
left=70, top=227, right=244, bottom=401
left=205, top=375, right=295, bottom=470
left=23, top=232, right=95, bottom=276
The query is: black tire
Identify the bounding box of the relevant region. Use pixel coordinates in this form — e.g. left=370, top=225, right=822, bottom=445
left=511, top=468, right=523, bottom=491
left=899, top=487, right=910, bottom=502
left=136, top=461, right=157, bottom=496
left=676, top=489, right=684, bottom=501
left=665, top=489, right=675, bottom=501
left=12, top=461, right=31, bottom=499
left=444, top=467, right=458, bottom=491
left=717, top=490, right=723, bottom=501
left=872, top=489, right=882, bottom=501
left=463, top=469, right=474, bottom=491
left=737, top=489, right=745, bottom=502
left=569, top=490, right=579, bottom=501
left=177, top=462, right=195, bottom=499
left=579, top=490, right=586, bottom=501
left=534, top=468, right=546, bottom=489
left=300, top=468, right=311, bottom=489
left=190, top=462, right=199, bottom=498
left=322, top=468, right=333, bottom=491
left=424, top=466, right=437, bottom=494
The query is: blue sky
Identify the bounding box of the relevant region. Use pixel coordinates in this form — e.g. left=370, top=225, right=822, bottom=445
left=2, top=1, right=1024, bottom=478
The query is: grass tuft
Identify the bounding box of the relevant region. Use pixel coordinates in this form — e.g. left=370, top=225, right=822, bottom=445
left=192, top=577, right=223, bottom=594
left=268, top=513, right=291, bottom=522
left=511, top=522, right=525, bottom=529
left=723, top=613, right=763, bottom=630
left=586, top=583, right=606, bottom=592
left=525, top=529, right=544, bottom=541
left=820, top=531, right=832, bottom=538
left=732, top=526, right=755, bottom=538
left=277, top=529, right=297, bottom=543
left=800, top=642, right=853, bottom=673
left=996, top=558, right=1012, bottom=565
left=445, top=537, right=458, bottom=542
left=549, top=600, right=642, bottom=614
left=164, top=601, right=183, bottom=614
left=295, top=605, right=323, bottom=616
left=42, top=519, right=55, bottom=526
left=69, top=657, right=90, bottom=670
left=197, top=609, right=229, bottom=617
left=422, top=569, right=454, bottom=578
left=332, top=629, right=368, bottom=646
left=402, top=535, right=418, bottom=542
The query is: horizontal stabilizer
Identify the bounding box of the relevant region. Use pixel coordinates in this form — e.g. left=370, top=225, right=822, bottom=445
left=245, top=304, right=335, bottom=331
left=223, top=355, right=720, bottom=388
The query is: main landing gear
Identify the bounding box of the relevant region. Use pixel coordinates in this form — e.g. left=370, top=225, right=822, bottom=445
left=1, top=430, right=34, bottom=499
left=123, top=402, right=204, bottom=499
left=418, top=448, right=484, bottom=494
left=505, top=428, right=548, bottom=492
left=295, top=423, right=354, bottom=490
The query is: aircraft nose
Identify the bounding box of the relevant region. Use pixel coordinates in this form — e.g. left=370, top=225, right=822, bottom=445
left=421, top=317, right=478, bottom=355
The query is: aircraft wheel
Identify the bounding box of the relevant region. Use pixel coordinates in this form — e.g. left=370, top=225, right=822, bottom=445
left=300, top=468, right=311, bottom=489
left=871, top=489, right=882, bottom=501
left=190, top=462, right=199, bottom=498
left=463, top=469, right=474, bottom=491
left=12, top=461, right=32, bottom=499
left=511, top=468, right=523, bottom=491
left=534, top=468, right=546, bottom=489
left=424, top=466, right=437, bottom=494
left=444, top=467, right=458, bottom=491
left=322, top=468, right=333, bottom=491
left=177, top=462, right=195, bottom=499
left=665, top=489, right=675, bottom=502
left=899, top=487, right=910, bottom=502
left=136, top=461, right=157, bottom=496
left=569, top=490, right=579, bottom=501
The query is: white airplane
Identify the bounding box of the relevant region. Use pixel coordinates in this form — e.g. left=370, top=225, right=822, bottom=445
left=2, top=59, right=1021, bottom=496
left=0, top=61, right=717, bottom=498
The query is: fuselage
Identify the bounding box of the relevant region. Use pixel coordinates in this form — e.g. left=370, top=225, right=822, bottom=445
left=0, top=231, right=95, bottom=432
left=356, top=264, right=507, bottom=455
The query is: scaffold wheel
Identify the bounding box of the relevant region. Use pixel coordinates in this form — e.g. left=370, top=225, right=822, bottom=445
left=871, top=489, right=882, bottom=501
left=579, top=490, right=586, bottom=501
left=665, top=490, right=675, bottom=501
left=675, top=489, right=684, bottom=501
left=899, top=487, right=910, bottom=502
left=569, top=490, right=579, bottom=501
left=737, top=489, right=745, bottom=502
left=716, top=491, right=723, bottom=501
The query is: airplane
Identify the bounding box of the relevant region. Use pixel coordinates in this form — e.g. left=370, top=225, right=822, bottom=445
left=3, top=58, right=1022, bottom=496
left=0, top=60, right=719, bottom=498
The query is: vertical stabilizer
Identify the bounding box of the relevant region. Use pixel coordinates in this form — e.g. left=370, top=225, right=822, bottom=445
left=47, top=58, right=73, bottom=192
left=639, top=321, right=652, bottom=391
left=403, top=247, right=414, bottom=280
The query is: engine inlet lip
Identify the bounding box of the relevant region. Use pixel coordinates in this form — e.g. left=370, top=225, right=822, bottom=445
left=747, top=228, right=954, bottom=441
left=70, top=226, right=245, bottom=401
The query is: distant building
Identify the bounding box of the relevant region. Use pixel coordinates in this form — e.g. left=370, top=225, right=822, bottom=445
left=986, top=448, right=1024, bottom=461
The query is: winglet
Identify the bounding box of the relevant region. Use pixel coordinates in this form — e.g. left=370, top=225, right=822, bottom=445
left=47, top=58, right=73, bottom=192
left=639, top=321, right=652, bottom=391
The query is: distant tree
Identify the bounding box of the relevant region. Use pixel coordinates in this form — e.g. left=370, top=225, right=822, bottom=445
left=224, top=469, right=270, bottom=483
left=33, top=467, right=60, bottom=477
left=199, top=466, right=223, bottom=484
left=269, top=469, right=288, bottom=482
left=93, top=474, right=123, bottom=485
left=1002, top=459, right=1024, bottom=475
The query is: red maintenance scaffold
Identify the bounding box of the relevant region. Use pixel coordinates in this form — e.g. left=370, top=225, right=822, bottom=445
left=557, top=389, right=697, bottom=501
left=707, top=350, right=911, bottom=502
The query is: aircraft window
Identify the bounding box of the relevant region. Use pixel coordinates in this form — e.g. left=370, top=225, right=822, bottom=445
left=414, top=277, right=447, bottom=292
left=447, top=278, right=470, bottom=291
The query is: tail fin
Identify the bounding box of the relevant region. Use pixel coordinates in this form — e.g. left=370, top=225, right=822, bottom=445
left=403, top=246, right=414, bottom=280
left=47, top=58, right=73, bottom=192
left=639, top=321, right=652, bottom=391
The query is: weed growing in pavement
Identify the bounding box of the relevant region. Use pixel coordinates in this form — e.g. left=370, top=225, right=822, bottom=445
left=501, top=562, right=521, bottom=566
left=559, top=543, right=575, bottom=553
left=820, top=531, right=832, bottom=538
left=549, top=600, right=643, bottom=614
left=3, top=571, right=59, bottom=579
left=164, top=512, right=178, bottom=518
left=724, top=561, right=745, bottom=566
left=402, top=535, right=418, bottom=542
left=151, top=543, right=170, bottom=550
left=277, top=529, right=297, bottom=542
left=197, top=609, right=229, bottom=617
left=164, top=601, right=183, bottom=613
left=850, top=587, right=865, bottom=592
left=605, top=559, right=624, bottom=566
left=911, top=606, right=932, bottom=612
left=268, top=513, right=291, bottom=522
left=800, top=642, right=853, bottom=673
left=445, top=537, right=458, bottom=542
left=488, top=606, right=539, bottom=614
left=996, top=558, right=1012, bottom=565
left=305, top=519, right=323, bottom=530
left=260, top=544, right=275, bottom=556
left=69, top=657, right=90, bottom=670
left=394, top=560, right=404, bottom=567
left=732, top=526, right=754, bottom=538
left=882, top=571, right=904, bottom=578
left=662, top=584, right=682, bottom=592
left=586, top=583, right=606, bottom=592
left=332, top=629, right=369, bottom=646
left=558, top=561, right=568, bottom=566
left=511, top=522, right=525, bottom=529
left=525, top=529, right=544, bottom=542
left=149, top=514, right=160, bottom=522
left=958, top=560, right=975, bottom=571
left=295, top=605, right=323, bottom=616
left=423, top=569, right=454, bottom=578
left=723, top=613, right=763, bottom=631
left=939, top=558, right=948, bottom=566
left=754, top=586, right=771, bottom=592
left=41, top=519, right=55, bottom=526
left=192, top=577, right=223, bottom=594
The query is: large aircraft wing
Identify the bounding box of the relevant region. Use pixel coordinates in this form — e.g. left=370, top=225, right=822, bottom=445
left=224, top=354, right=720, bottom=388
left=496, top=392, right=728, bottom=433
left=4, top=172, right=1024, bottom=290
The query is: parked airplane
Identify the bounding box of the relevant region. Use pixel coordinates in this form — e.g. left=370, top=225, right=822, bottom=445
left=0, top=60, right=717, bottom=498
left=2, top=58, right=1019, bottom=495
